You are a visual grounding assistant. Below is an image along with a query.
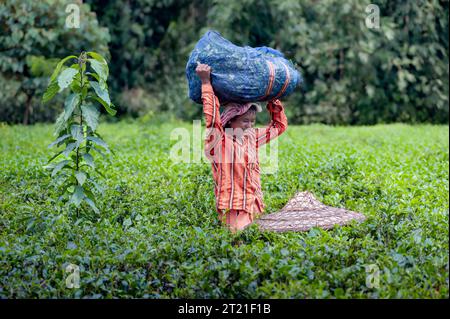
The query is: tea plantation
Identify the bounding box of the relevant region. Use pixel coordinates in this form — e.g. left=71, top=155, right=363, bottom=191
left=0, top=121, right=448, bottom=298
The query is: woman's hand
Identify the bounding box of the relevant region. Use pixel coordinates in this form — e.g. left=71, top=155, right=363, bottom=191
left=195, top=62, right=212, bottom=84
left=267, top=99, right=283, bottom=112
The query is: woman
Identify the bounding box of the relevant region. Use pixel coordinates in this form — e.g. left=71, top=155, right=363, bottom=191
left=196, top=63, right=288, bottom=232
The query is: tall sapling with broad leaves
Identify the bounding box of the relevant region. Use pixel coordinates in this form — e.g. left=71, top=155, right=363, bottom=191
left=42, top=51, right=117, bottom=218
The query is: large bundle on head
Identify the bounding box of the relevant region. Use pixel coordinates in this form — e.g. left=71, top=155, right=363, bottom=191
left=186, top=30, right=302, bottom=104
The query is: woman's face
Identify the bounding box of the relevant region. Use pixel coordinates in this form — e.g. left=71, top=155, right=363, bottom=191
left=229, top=111, right=256, bottom=132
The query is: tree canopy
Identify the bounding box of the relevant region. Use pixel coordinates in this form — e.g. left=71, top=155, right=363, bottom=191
left=1, top=0, right=448, bottom=125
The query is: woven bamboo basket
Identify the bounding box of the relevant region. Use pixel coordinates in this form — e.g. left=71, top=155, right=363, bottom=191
left=255, top=191, right=366, bottom=232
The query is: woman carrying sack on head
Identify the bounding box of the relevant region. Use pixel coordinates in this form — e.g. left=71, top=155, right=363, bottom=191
left=195, top=62, right=288, bottom=233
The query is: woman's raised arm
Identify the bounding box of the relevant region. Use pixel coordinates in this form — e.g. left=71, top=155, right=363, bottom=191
left=255, top=99, right=288, bottom=148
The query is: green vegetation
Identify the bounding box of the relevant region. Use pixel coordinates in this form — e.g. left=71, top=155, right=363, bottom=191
left=0, top=0, right=110, bottom=125
left=1, top=0, right=448, bottom=125
left=43, top=51, right=116, bottom=217
left=1, top=121, right=448, bottom=298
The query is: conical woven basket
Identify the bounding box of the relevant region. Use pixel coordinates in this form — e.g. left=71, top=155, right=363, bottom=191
left=255, top=191, right=366, bottom=232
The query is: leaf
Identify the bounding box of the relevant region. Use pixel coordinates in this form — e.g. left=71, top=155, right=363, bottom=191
left=334, top=288, right=345, bottom=298
left=87, top=136, right=109, bottom=151
left=81, top=104, right=100, bottom=131
left=85, top=72, right=107, bottom=89
left=64, top=93, right=80, bottom=121
left=87, top=52, right=108, bottom=84
left=69, top=185, right=85, bottom=207
left=95, top=168, right=106, bottom=178
left=70, top=125, right=84, bottom=146
left=86, top=72, right=99, bottom=81
left=48, top=134, right=71, bottom=148
left=62, top=142, right=77, bottom=157
left=54, top=112, right=67, bottom=136
left=69, top=63, right=80, bottom=71
left=83, top=187, right=96, bottom=201
left=83, top=153, right=95, bottom=168
left=90, top=81, right=111, bottom=106
left=42, top=81, right=60, bottom=103
left=70, top=72, right=82, bottom=93
left=123, top=217, right=132, bottom=228
left=46, top=150, right=64, bottom=164
left=84, top=197, right=100, bottom=214
left=75, top=171, right=87, bottom=186
left=92, top=146, right=108, bottom=158
left=60, top=180, right=76, bottom=196
left=50, top=55, right=77, bottom=82
left=58, top=68, right=78, bottom=92
left=67, top=242, right=77, bottom=250
left=87, top=52, right=107, bottom=64
left=88, top=59, right=108, bottom=82
left=96, top=130, right=116, bottom=155
left=51, top=160, right=70, bottom=177
left=88, top=178, right=104, bottom=195
left=385, top=29, right=395, bottom=41
left=90, top=95, right=117, bottom=116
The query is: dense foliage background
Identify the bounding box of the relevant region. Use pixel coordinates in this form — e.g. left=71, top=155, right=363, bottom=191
left=1, top=0, right=448, bottom=125
left=0, top=0, right=110, bottom=124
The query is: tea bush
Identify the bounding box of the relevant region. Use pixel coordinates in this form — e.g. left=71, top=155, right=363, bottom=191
left=0, top=122, right=448, bottom=298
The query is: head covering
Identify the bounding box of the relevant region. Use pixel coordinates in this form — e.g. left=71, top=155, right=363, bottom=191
left=220, top=102, right=262, bottom=127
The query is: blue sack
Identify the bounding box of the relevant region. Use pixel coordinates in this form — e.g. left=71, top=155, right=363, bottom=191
left=186, top=30, right=303, bottom=104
